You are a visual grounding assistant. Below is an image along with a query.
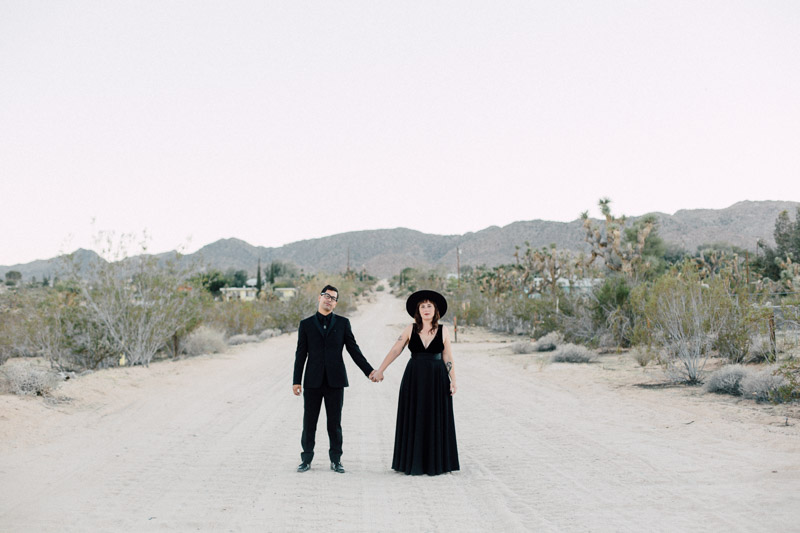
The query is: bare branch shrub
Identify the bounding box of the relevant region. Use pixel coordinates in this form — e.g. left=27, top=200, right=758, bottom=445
left=1, top=362, right=59, bottom=396
left=704, top=365, right=749, bottom=395
left=182, top=326, right=227, bottom=356
left=64, top=232, right=202, bottom=367
left=550, top=343, right=596, bottom=363
left=644, top=270, right=727, bottom=383
left=558, top=296, right=600, bottom=344
left=740, top=367, right=788, bottom=403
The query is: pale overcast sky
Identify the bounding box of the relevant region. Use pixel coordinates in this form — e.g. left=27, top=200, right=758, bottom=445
left=1, top=1, right=799, bottom=265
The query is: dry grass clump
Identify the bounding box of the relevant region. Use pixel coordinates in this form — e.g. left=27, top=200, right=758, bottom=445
left=630, top=347, right=658, bottom=367
left=183, top=326, right=227, bottom=356
left=513, top=332, right=566, bottom=355
left=257, top=328, right=281, bottom=341
left=550, top=343, right=596, bottom=363
left=227, top=334, right=260, bottom=346
left=512, top=341, right=535, bottom=354
left=533, top=331, right=564, bottom=352
left=704, top=364, right=748, bottom=395
left=1, top=361, right=59, bottom=396
left=740, top=367, right=788, bottom=403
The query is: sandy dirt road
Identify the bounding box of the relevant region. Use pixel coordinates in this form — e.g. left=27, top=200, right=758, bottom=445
left=1, top=290, right=799, bottom=532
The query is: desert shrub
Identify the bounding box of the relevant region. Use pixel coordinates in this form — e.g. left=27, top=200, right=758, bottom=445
left=0, top=286, right=120, bottom=371
left=257, top=328, right=281, bottom=340
left=182, top=326, right=227, bottom=356
left=511, top=341, right=534, bottom=354
left=61, top=235, right=204, bottom=367
left=749, top=335, right=777, bottom=363
left=376, top=284, right=385, bottom=292
left=772, top=359, right=800, bottom=403
left=704, top=364, right=749, bottom=395
left=202, top=281, right=322, bottom=336
left=591, top=275, right=633, bottom=346
left=550, top=343, right=596, bottom=363
left=630, top=346, right=658, bottom=367
left=36, top=290, right=120, bottom=371
left=740, top=367, right=788, bottom=403
left=714, top=295, right=771, bottom=364
left=0, top=290, right=44, bottom=361
left=1, top=362, right=59, bottom=396
left=204, top=301, right=267, bottom=336
left=227, top=334, right=259, bottom=345
left=635, top=267, right=728, bottom=383
left=558, top=296, right=597, bottom=344
left=476, top=295, right=561, bottom=337
left=532, top=331, right=563, bottom=352
left=596, top=332, right=619, bottom=353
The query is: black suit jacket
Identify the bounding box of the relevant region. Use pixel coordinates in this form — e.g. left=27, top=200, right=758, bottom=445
left=293, top=313, right=373, bottom=388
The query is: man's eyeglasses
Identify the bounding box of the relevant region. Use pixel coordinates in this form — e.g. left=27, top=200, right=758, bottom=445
left=320, top=293, right=338, bottom=302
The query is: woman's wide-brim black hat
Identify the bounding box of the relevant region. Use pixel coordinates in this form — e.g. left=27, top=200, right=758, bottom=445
left=406, top=290, right=448, bottom=318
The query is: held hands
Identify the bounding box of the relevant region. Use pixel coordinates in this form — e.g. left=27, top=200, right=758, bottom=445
left=369, top=369, right=384, bottom=382
left=450, top=381, right=457, bottom=396
left=292, top=384, right=302, bottom=396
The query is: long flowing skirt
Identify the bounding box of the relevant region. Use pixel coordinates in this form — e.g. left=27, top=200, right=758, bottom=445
left=391, top=356, right=459, bottom=475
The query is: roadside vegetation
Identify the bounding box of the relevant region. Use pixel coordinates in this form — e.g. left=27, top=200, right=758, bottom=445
left=0, top=232, right=375, bottom=396
left=390, top=200, right=800, bottom=404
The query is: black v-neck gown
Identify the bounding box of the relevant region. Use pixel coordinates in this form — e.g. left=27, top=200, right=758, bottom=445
left=392, top=325, right=459, bottom=475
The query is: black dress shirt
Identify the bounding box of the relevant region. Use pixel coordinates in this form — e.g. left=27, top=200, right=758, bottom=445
left=316, top=311, right=332, bottom=333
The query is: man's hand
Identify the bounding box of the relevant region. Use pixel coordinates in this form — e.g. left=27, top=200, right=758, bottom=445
left=293, top=384, right=302, bottom=396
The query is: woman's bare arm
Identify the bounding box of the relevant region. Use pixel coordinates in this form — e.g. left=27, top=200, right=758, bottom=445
left=372, top=324, right=412, bottom=381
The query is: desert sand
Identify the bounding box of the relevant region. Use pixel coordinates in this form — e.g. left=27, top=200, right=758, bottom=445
left=1, top=290, right=799, bottom=532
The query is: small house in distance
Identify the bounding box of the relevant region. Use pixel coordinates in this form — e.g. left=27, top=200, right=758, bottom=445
left=219, top=287, right=258, bottom=302
left=274, top=287, right=298, bottom=301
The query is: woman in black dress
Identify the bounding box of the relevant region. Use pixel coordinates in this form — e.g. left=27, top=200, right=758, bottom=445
left=372, top=290, right=459, bottom=475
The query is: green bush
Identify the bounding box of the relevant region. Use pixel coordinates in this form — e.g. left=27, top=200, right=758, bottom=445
left=772, top=359, right=800, bottom=403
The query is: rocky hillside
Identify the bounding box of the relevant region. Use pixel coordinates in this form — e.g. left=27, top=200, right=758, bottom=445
left=2, top=200, right=796, bottom=280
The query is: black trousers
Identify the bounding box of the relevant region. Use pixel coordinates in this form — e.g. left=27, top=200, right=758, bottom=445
left=301, top=382, right=344, bottom=464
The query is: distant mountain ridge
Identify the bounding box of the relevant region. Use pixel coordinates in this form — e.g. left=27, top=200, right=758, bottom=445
left=2, top=200, right=796, bottom=280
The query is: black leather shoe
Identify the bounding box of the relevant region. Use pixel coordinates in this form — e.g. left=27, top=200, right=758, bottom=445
left=297, top=462, right=310, bottom=472
left=330, top=462, right=345, bottom=473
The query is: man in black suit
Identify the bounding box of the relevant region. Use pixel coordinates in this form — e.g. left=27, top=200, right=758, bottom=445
left=293, top=284, right=375, bottom=473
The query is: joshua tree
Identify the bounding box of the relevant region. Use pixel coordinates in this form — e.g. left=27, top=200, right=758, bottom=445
left=581, top=198, right=654, bottom=279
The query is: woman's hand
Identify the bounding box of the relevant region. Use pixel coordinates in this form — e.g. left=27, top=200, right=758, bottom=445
left=370, top=370, right=384, bottom=382
left=450, top=381, right=457, bottom=396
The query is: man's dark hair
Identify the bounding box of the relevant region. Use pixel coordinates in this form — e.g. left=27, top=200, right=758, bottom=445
left=321, top=284, right=339, bottom=295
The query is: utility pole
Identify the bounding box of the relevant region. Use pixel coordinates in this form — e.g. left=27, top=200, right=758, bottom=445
left=745, top=251, right=750, bottom=292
